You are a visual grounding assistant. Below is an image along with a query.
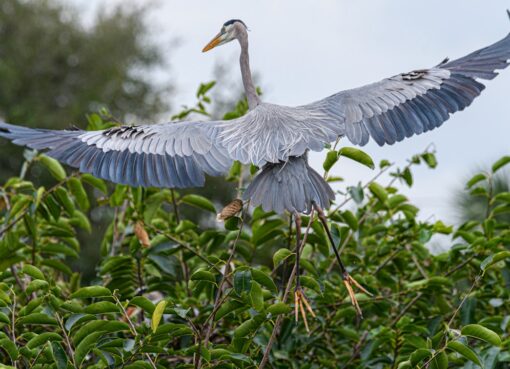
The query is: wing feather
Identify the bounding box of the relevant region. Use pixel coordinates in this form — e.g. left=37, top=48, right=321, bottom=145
left=299, top=31, right=510, bottom=146
left=0, top=120, right=233, bottom=188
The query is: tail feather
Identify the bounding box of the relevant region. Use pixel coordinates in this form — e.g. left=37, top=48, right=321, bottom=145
left=243, top=156, right=335, bottom=214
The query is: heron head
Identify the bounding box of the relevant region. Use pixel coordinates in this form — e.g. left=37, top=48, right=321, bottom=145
left=202, top=19, right=248, bottom=52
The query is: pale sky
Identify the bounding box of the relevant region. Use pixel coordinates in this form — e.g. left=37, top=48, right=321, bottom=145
left=72, top=0, right=510, bottom=223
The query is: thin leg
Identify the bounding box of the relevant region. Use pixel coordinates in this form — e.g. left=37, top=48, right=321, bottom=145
left=314, top=204, right=372, bottom=319
left=293, top=211, right=315, bottom=332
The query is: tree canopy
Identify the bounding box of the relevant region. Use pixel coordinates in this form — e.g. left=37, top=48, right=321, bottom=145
left=0, top=0, right=171, bottom=180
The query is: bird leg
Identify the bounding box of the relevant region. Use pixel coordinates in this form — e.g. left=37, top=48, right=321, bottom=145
left=314, top=204, right=372, bottom=318
left=293, top=211, right=316, bottom=332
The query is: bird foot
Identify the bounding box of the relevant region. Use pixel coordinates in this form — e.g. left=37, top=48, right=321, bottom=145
left=342, top=273, right=372, bottom=319
left=294, top=287, right=316, bottom=333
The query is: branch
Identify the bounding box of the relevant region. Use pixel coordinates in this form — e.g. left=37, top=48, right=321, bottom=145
left=258, top=209, right=315, bottom=369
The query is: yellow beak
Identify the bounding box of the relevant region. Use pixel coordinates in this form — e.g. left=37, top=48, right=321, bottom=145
left=202, top=32, right=223, bottom=52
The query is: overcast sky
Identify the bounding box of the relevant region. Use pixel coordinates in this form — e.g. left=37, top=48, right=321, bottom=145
left=73, top=0, right=510, bottom=223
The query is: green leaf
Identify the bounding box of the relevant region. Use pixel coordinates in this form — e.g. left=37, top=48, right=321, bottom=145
left=234, top=270, right=252, bottom=295
left=368, top=182, right=388, bottom=202
left=251, top=269, right=277, bottom=293
left=51, top=341, right=68, bottom=369
left=338, top=147, right=375, bottom=169
left=180, top=194, right=216, bottom=213
left=84, top=301, right=120, bottom=314
left=0, top=338, right=18, bottom=361
left=0, top=311, right=10, bottom=324
left=26, top=332, right=63, bottom=349
left=21, top=265, right=46, bottom=281
left=323, top=151, right=339, bottom=172
left=68, top=178, right=90, bottom=211
left=74, top=331, right=103, bottom=365
left=267, top=302, right=292, bottom=316
left=447, top=341, right=482, bottom=366
left=430, top=351, right=448, bottom=369
left=234, top=318, right=262, bottom=338
left=300, top=276, right=321, bottom=294
left=348, top=184, right=364, bottom=204
left=17, top=313, right=57, bottom=325
left=461, top=324, right=501, bottom=346
left=81, top=174, right=108, bottom=193
left=492, top=155, right=510, bottom=173
left=410, top=348, right=432, bottom=366
left=197, top=80, right=216, bottom=97
left=480, top=251, right=510, bottom=272
left=72, top=320, right=128, bottom=345
left=26, top=279, right=49, bottom=295
left=273, top=248, right=293, bottom=268
left=70, top=210, right=91, bottom=232
left=249, top=281, right=264, bottom=311
left=39, top=154, right=66, bottom=181
left=0, top=289, right=12, bottom=304
left=421, top=152, right=437, bottom=168
left=70, top=286, right=112, bottom=299
left=341, top=210, right=358, bottom=231
left=129, top=296, right=156, bottom=314
left=151, top=300, right=167, bottom=333
left=54, top=187, right=75, bottom=214
left=215, top=301, right=244, bottom=321
left=191, top=270, right=216, bottom=284
left=467, top=173, right=487, bottom=189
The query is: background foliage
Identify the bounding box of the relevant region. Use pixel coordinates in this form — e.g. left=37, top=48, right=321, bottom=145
left=0, top=0, right=171, bottom=182
left=1, top=85, right=510, bottom=367
left=1, top=1, right=509, bottom=368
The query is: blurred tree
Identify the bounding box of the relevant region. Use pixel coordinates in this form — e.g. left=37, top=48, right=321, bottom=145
left=454, top=167, right=510, bottom=224
left=0, top=0, right=172, bottom=180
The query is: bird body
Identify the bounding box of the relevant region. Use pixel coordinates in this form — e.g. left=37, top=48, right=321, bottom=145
left=1, top=17, right=510, bottom=214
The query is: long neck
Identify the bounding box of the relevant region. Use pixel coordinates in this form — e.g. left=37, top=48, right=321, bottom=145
left=239, top=34, right=260, bottom=110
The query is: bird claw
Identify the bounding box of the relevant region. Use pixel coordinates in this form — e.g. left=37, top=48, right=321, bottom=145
left=294, top=287, right=316, bottom=333
left=342, top=273, right=372, bottom=319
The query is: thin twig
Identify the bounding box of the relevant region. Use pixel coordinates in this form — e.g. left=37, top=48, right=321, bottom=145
left=56, top=313, right=77, bottom=368
left=390, top=293, right=423, bottom=327
left=200, top=209, right=246, bottom=365
left=258, top=209, right=315, bottom=369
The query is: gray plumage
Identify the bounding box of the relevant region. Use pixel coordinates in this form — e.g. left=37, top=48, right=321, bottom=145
left=1, top=16, right=510, bottom=214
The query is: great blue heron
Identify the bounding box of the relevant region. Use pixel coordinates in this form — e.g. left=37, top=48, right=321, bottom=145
left=1, top=15, right=510, bottom=323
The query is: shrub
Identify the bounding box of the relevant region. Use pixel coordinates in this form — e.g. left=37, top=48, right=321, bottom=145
left=0, top=92, right=509, bottom=368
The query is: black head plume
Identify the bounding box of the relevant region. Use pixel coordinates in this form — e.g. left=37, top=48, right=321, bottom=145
left=223, top=19, right=247, bottom=28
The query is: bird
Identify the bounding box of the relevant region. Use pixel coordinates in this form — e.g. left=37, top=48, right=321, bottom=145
left=1, top=14, right=510, bottom=323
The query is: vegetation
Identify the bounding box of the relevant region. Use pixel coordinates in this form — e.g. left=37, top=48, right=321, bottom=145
left=1, top=82, right=509, bottom=368
left=0, top=0, right=171, bottom=181
left=0, top=1, right=509, bottom=368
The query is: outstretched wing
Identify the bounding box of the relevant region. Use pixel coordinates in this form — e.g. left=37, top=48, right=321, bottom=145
left=301, top=30, right=510, bottom=146
left=0, top=121, right=232, bottom=188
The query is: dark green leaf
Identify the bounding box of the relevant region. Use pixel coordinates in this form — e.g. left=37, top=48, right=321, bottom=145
left=447, top=341, right=482, bottom=366
left=234, top=270, right=252, bottom=295
left=51, top=341, right=68, bottom=369
left=70, top=286, right=112, bottom=299
left=26, top=332, right=63, bottom=349
left=191, top=270, right=216, bottom=284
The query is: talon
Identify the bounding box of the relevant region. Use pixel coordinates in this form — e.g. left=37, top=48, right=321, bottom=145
left=294, top=288, right=316, bottom=333
left=342, top=273, right=371, bottom=319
